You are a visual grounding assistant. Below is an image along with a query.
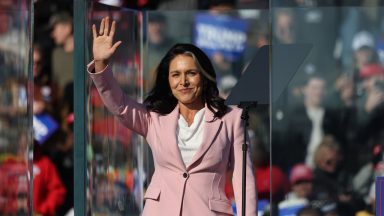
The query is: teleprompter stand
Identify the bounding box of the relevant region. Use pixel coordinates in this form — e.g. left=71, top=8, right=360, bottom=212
left=239, top=101, right=257, bottom=215
left=225, top=44, right=312, bottom=216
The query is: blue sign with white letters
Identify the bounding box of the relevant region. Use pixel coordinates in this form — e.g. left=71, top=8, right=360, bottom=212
left=33, top=113, right=58, bottom=144
left=193, top=13, right=248, bottom=61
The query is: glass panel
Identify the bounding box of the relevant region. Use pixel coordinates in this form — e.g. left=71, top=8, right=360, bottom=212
left=85, top=3, right=268, bottom=216
left=0, top=0, right=33, bottom=215
left=271, top=5, right=383, bottom=216
left=86, top=2, right=143, bottom=215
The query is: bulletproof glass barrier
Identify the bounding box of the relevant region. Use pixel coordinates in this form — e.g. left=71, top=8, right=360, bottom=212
left=0, top=0, right=33, bottom=215
left=270, top=5, right=384, bottom=216
left=80, top=2, right=384, bottom=216
left=83, top=2, right=267, bottom=215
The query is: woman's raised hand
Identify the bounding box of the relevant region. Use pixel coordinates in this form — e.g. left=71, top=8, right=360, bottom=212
left=92, top=17, right=121, bottom=71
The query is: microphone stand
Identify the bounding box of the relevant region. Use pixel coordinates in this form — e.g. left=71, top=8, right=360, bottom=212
left=238, top=101, right=257, bottom=216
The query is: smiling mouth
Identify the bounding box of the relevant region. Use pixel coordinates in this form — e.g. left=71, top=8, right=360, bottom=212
left=179, top=88, right=192, bottom=93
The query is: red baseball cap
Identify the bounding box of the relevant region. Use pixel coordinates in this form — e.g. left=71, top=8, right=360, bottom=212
left=359, top=64, right=384, bottom=79
left=290, top=164, right=313, bottom=184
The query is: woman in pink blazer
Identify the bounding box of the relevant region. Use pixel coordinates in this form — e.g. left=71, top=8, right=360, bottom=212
left=88, top=17, right=257, bottom=216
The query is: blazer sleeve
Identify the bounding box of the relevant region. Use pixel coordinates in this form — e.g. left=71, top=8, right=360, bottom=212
left=87, top=61, right=150, bottom=137
left=230, top=109, right=258, bottom=216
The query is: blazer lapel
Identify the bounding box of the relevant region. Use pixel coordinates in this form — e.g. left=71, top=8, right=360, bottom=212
left=161, top=104, right=187, bottom=171
left=187, top=106, right=223, bottom=170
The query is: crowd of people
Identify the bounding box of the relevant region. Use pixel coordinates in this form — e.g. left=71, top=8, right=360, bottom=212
left=0, top=0, right=384, bottom=215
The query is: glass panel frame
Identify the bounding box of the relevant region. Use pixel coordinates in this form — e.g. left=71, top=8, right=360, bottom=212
left=81, top=2, right=144, bottom=215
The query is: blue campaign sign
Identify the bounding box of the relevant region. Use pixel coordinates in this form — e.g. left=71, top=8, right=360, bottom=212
left=33, top=113, right=59, bottom=144
left=193, top=13, right=248, bottom=61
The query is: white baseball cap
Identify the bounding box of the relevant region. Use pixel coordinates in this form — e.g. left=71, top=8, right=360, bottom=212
left=352, top=31, right=375, bottom=51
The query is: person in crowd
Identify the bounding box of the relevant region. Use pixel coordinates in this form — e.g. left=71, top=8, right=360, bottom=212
left=283, top=74, right=340, bottom=170
left=327, top=73, right=355, bottom=109
left=253, top=136, right=289, bottom=203
left=312, top=136, right=364, bottom=215
left=356, top=181, right=376, bottom=216
left=49, top=11, right=76, bottom=130
left=88, top=17, right=257, bottom=215
left=357, top=63, right=384, bottom=117
left=147, top=13, right=174, bottom=67
left=353, top=144, right=383, bottom=207
left=33, top=40, right=70, bottom=215
left=33, top=140, right=67, bottom=216
left=50, top=11, right=74, bottom=91
left=0, top=132, right=29, bottom=215
left=273, top=8, right=295, bottom=44
left=325, top=72, right=361, bottom=176
left=33, top=43, right=61, bottom=119
left=145, top=13, right=176, bottom=90
left=312, top=136, right=342, bottom=200
left=279, top=163, right=314, bottom=215
left=352, top=64, right=384, bottom=212
left=49, top=114, right=74, bottom=216
left=355, top=64, right=384, bottom=168
left=352, top=31, right=379, bottom=73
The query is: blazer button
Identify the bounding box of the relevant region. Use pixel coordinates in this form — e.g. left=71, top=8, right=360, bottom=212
left=183, top=172, right=189, bottom=178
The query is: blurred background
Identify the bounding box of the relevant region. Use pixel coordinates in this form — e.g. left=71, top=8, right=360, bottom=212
left=1, top=0, right=384, bottom=215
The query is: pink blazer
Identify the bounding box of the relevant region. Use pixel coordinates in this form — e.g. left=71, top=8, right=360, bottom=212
left=88, top=62, right=257, bottom=216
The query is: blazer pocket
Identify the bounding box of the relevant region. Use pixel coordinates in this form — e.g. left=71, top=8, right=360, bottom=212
left=144, top=186, right=161, bottom=201
left=209, top=199, right=234, bottom=215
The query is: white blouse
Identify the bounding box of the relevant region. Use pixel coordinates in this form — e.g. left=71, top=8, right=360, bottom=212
left=177, top=108, right=205, bottom=167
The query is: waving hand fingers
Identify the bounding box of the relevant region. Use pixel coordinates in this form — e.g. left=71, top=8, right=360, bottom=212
left=92, top=17, right=122, bottom=62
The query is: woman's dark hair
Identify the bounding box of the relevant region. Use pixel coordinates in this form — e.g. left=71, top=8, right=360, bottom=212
left=144, top=43, right=228, bottom=119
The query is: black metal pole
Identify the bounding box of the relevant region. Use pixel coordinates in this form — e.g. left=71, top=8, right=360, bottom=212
left=241, top=108, right=248, bottom=216
left=238, top=101, right=257, bottom=216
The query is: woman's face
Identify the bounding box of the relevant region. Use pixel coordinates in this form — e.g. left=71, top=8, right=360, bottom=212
left=318, top=147, right=339, bottom=173
left=168, top=54, right=203, bottom=106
